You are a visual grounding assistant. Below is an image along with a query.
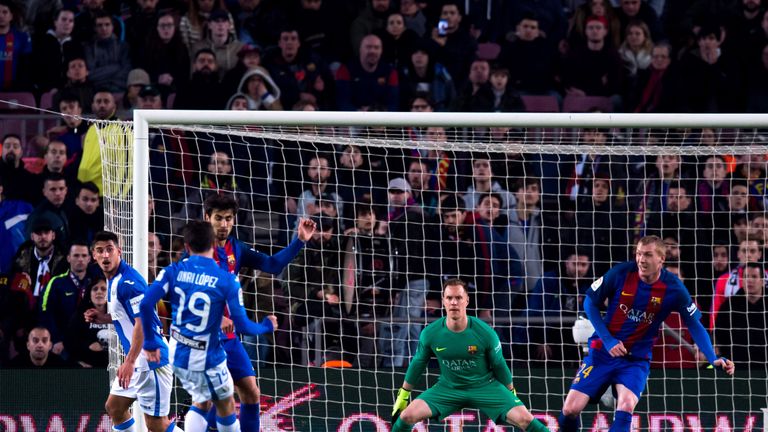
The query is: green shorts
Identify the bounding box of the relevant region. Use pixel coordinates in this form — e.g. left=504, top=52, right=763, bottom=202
left=417, top=380, right=525, bottom=424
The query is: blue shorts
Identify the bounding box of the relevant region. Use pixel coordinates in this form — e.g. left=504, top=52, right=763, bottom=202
left=568, top=348, right=650, bottom=401
left=222, top=337, right=256, bottom=381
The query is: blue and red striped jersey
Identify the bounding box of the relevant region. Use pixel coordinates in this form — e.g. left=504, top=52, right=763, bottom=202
left=586, top=261, right=701, bottom=360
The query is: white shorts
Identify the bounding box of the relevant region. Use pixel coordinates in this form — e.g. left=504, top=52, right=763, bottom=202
left=110, top=364, right=173, bottom=417
left=173, top=361, right=234, bottom=404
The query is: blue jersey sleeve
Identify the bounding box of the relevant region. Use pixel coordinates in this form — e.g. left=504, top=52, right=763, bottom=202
left=140, top=267, right=172, bottom=351
left=224, top=275, right=274, bottom=336
left=585, top=263, right=624, bottom=305
left=118, top=274, right=148, bottom=321
left=241, top=237, right=305, bottom=274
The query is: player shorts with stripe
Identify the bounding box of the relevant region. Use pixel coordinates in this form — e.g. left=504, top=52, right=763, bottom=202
left=418, top=380, right=525, bottom=424
left=173, top=360, right=234, bottom=404
left=569, top=348, right=651, bottom=401
left=110, top=364, right=173, bottom=417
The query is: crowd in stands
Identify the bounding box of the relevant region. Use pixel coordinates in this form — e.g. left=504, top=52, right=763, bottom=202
left=1, top=0, right=767, bottom=371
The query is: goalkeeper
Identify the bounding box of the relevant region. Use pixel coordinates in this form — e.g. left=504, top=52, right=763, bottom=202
left=390, top=278, right=549, bottom=432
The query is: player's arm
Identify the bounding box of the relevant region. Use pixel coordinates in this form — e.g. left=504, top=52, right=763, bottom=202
left=246, top=217, right=315, bottom=273
left=118, top=290, right=146, bottom=389
left=226, top=276, right=276, bottom=335
left=583, top=296, right=621, bottom=351
left=487, top=334, right=514, bottom=389
left=139, top=271, right=170, bottom=354
left=680, top=299, right=735, bottom=375
left=584, top=267, right=626, bottom=355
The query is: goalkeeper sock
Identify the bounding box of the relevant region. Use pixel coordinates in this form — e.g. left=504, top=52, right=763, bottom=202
left=239, top=403, right=260, bottom=432
left=216, top=414, right=240, bottom=432
left=112, top=418, right=135, bottom=432
left=609, top=410, right=632, bottom=432
left=391, top=417, right=413, bottom=432
left=558, top=411, right=580, bottom=432
left=206, top=406, right=219, bottom=431
left=185, top=407, right=208, bottom=432
left=526, top=418, right=549, bottom=432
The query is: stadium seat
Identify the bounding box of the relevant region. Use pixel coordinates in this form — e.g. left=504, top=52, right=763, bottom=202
left=522, top=95, right=560, bottom=112
left=39, top=89, right=58, bottom=110
left=0, top=92, right=37, bottom=111
left=476, top=42, right=501, bottom=61
left=562, top=95, right=613, bottom=113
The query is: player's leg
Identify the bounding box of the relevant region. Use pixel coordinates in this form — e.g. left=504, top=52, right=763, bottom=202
left=558, top=390, right=591, bottom=432
left=475, top=381, right=549, bottom=432
left=392, top=399, right=432, bottom=431
left=185, top=402, right=212, bottom=432
left=173, top=362, right=232, bottom=432
left=608, top=360, right=648, bottom=432
left=608, top=384, right=639, bottom=432
left=105, top=395, right=136, bottom=432
left=226, top=337, right=261, bottom=432
left=138, top=366, right=184, bottom=432
left=212, top=396, right=240, bottom=432
left=559, top=353, right=612, bottom=432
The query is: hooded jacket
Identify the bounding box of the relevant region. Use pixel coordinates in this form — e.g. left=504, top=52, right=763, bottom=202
left=236, top=67, right=282, bottom=110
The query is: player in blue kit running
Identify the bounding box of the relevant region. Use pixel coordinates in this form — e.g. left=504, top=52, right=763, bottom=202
left=558, top=236, right=735, bottom=432
left=87, top=231, right=181, bottom=432
left=187, top=194, right=315, bottom=432
left=140, top=221, right=278, bottom=432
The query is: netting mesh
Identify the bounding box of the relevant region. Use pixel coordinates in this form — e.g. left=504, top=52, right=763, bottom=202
left=99, top=117, right=768, bottom=431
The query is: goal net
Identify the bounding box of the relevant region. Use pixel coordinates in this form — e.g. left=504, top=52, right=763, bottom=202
left=97, top=111, right=768, bottom=431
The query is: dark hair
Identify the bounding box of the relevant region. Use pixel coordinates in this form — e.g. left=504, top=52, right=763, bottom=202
left=92, top=231, right=120, bottom=246
left=69, top=239, right=91, bottom=254
left=194, top=48, right=216, bottom=60
left=93, top=10, right=112, bottom=21
left=2, top=133, right=21, bottom=143
left=54, top=7, right=77, bottom=21
left=43, top=172, right=67, bottom=186
left=78, top=182, right=100, bottom=196
left=183, top=220, right=215, bottom=253
left=44, top=140, right=66, bottom=154
left=478, top=192, right=503, bottom=206
left=204, top=193, right=239, bottom=216
left=442, top=278, right=468, bottom=293
left=57, top=90, right=81, bottom=105
left=744, top=261, right=765, bottom=274
left=667, top=180, right=688, bottom=194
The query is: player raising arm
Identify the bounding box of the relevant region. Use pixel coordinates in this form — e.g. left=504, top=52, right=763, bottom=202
left=140, top=221, right=278, bottom=432
left=558, top=235, right=735, bottom=432
left=88, top=231, right=181, bottom=432
left=390, top=279, right=550, bottom=432
left=194, top=193, right=315, bottom=432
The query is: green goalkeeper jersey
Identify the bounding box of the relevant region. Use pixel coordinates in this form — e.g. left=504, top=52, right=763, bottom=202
left=404, top=316, right=514, bottom=389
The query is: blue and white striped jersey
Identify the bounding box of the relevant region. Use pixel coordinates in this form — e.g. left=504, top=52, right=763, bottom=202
left=107, top=260, right=169, bottom=370
left=141, top=255, right=273, bottom=371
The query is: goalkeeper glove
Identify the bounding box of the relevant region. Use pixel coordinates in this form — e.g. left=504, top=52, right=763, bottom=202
left=391, top=388, right=411, bottom=418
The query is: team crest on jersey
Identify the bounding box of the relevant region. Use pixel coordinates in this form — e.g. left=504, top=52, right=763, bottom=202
left=227, top=254, right=236, bottom=267
left=467, top=345, right=478, bottom=355
left=651, top=296, right=661, bottom=306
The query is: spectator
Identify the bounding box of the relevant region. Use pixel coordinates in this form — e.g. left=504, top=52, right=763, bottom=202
left=400, top=0, right=426, bottom=37
left=10, top=218, right=67, bottom=313
left=725, top=0, right=764, bottom=56
left=293, top=154, right=344, bottom=222
left=715, top=261, right=768, bottom=368
left=451, top=58, right=494, bottom=112
left=526, top=249, right=591, bottom=364
left=378, top=177, right=432, bottom=367
left=236, top=67, right=283, bottom=110
left=38, top=240, right=91, bottom=359
left=694, top=242, right=732, bottom=321
left=616, top=0, right=664, bottom=42
left=283, top=215, right=349, bottom=365
left=746, top=43, right=768, bottom=112
left=174, top=48, right=226, bottom=110
left=72, top=0, right=125, bottom=46
left=26, top=173, right=71, bottom=244
left=30, top=140, right=76, bottom=202
left=561, top=15, right=623, bottom=102
left=335, top=34, right=399, bottom=112
left=7, top=327, right=70, bottom=368
left=697, top=155, right=730, bottom=213
left=669, top=23, right=739, bottom=113
left=46, top=92, right=86, bottom=159
left=117, top=68, right=150, bottom=118
left=136, top=84, right=163, bottom=110
left=463, top=154, right=515, bottom=214
left=350, top=0, right=392, bottom=57
left=564, top=127, right=630, bottom=204
left=398, top=41, right=456, bottom=111
left=0, top=134, right=37, bottom=204
left=124, top=0, right=159, bottom=65
left=714, top=180, right=751, bottom=243
left=711, top=238, right=765, bottom=329
left=147, top=232, right=164, bottom=283
left=235, top=0, right=287, bottom=49
left=568, top=0, right=622, bottom=49
left=508, top=177, right=544, bottom=293
left=179, top=0, right=234, bottom=50
left=66, top=277, right=109, bottom=368
left=0, top=173, right=32, bottom=273
left=630, top=42, right=672, bottom=112
left=631, top=153, right=681, bottom=235
left=336, top=145, right=375, bottom=209
left=503, top=0, right=568, bottom=51
left=83, top=11, right=131, bottom=92
left=78, top=90, right=117, bottom=194
left=32, top=8, right=78, bottom=92
left=221, top=43, right=261, bottom=100
left=488, top=66, right=524, bottom=112
left=191, top=9, right=244, bottom=77
left=406, top=159, right=439, bottom=217
left=53, top=56, right=95, bottom=113
left=292, top=0, right=349, bottom=62
left=140, top=11, right=189, bottom=97
left=377, top=12, right=420, bottom=69
left=427, top=2, right=477, bottom=89
left=68, top=182, right=103, bottom=244
left=498, top=13, right=559, bottom=97
left=619, top=20, right=653, bottom=78
left=0, top=0, right=32, bottom=91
